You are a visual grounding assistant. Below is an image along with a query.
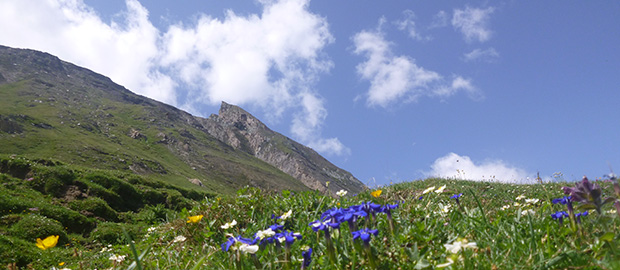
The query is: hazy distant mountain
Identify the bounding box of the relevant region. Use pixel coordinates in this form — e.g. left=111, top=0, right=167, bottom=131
left=0, top=45, right=365, bottom=194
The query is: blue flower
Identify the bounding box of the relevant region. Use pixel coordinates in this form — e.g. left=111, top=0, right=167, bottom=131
left=358, top=201, right=382, bottom=215
left=268, top=223, right=284, bottom=232
left=552, top=196, right=571, bottom=205
left=301, top=247, right=312, bottom=269
left=309, top=220, right=339, bottom=232
left=551, top=211, right=569, bottom=220
left=352, top=228, right=379, bottom=243
left=221, top=235, right=255, bottom=251
left=450, top=193, right=463, bottom=199
left=276, top=230, right=302, bottom=245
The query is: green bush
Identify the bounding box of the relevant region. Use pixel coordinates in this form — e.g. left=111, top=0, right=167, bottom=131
left=69, top=197, right=118, bottom=222
left=8, top=214, right=68, bottom=245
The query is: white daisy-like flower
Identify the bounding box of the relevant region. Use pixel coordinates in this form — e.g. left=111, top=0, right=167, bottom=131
left=173, top=235, right=187, bottom=243
left=255, top=228, right=276, bottom=240
left=280, top=210, right=293, bottom=220
left=525, top=198, right=539, bottom=204
left=109, top=254, right=126, bottom=263
left=238, top=244, right=259, bottom=254
left=221, top=220, right=238, bottom=229
left=336, top=189, right=347, bottom=197
left=444, top=240, right=477, bottom=254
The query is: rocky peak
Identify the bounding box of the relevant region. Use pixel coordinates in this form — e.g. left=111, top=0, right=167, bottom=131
left=200, top=102, right=366, bottom=195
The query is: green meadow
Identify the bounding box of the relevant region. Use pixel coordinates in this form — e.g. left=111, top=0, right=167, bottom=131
left=1, top=156, right=620, bottom=269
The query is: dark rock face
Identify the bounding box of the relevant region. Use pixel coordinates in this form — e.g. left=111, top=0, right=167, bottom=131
left=200, top=102, right=366, bottom=195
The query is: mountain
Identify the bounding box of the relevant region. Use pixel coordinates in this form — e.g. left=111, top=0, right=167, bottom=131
left=0, top=45, right=365, bottom=195
left=200, top=102, right=365, bottom=195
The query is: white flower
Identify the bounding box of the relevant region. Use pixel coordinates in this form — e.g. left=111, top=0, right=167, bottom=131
left=173, top=235, right=186, bottom=243
left=280, top=210, right=293, bottom=220
left=221, top=220, right=237, bottom=229
left=435, top=185, right=447, bottom=193
left=336, top=189, right=347, bottom=197
left=422, top=186, right=436, bottom=194
left=436, top=257, right=455, bottom=268
left=521, top=209, right=535, bottom=216
left=147, top=226, right=157, bottom=233
left=255, top=228, right=276, bottom=240
left=109, top=254, right=126, bottom=263
left=501, top=205, right=511, bottom=210
left=525, top=198, right=539, bottom=204
left=444, top=240, right=477, bottom=254
left=515, top=195, right=526, bottom=201
left=238, top=244, right=259, bottom=254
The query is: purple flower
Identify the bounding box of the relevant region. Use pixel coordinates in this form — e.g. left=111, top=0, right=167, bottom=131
left=352, top=228, right=379, bottom=243
left=563, top=176, right=615, bottom=214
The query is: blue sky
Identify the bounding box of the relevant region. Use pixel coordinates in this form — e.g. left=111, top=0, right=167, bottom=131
left=1, top=0, right=619, bottom=186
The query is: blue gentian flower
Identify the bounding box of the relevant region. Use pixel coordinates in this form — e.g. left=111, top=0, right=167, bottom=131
left=309, top=220, right=339, bottom=232
left=268, top=223, right=284, bottom=232
left=301, top=247, right=312, bottom=269
left=352, top=228, right=379, bottom=243
left=552, top=196, right=571, bottom=205
left=221, top=235, right=255, bottom=251
left=358, top=201, right=382, bottom=215
left=276, top=230, right=302, bottom=246
left=450, top=193, right=463, bottom=199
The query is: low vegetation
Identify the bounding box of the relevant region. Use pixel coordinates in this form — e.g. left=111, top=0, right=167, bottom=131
left=2, top=156, right=620, bottom=269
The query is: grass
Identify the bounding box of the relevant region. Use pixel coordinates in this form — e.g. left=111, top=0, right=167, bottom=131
left=4, top=173, right=619, bottom=269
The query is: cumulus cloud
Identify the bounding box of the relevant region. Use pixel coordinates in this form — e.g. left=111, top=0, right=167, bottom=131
left=352, top=21, right=481, bottom=107
left=0, top=0, right=348, bottom=156
left=452, top=6, right=495, bottom=43
left=427, top=153, right=533, bottom=183
left=0, top=0, right=177, bottom=104
left=463, top=48, right=499, bottom=62
left=430, top=10, right=449, bottom=29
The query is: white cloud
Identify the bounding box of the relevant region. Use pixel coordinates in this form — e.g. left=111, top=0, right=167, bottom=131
left=0, top=0, right=177, bottom=104
left=463, top=48, right=499, bottom=62
left=0, top=0, right=348, bottom=156
left=427, top=153, right=533, bottom=183
left=430, top=10, right=449, bottom=29
left=452, top=6, right=495, bottom=43
left=395, top=10, right=422, bottom=40
left=352, top=21, right=481, bottom=108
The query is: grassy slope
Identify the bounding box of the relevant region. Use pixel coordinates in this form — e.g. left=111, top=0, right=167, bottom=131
left=4, top=176, right=619, bottom=269
left=0, top=58, right=308, bottom=195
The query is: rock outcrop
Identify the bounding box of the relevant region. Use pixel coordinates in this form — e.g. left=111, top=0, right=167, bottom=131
left=199, top=102, right=366, bottom=195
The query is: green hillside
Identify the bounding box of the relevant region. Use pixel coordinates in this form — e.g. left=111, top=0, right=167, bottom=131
left=0, top=45, right=309, bottom=195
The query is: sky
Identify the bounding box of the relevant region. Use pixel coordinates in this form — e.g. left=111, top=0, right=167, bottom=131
left=1, top=0, right=619, bottom=186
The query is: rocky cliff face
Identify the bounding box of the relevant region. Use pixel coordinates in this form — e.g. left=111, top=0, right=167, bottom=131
left=199, top=102, right=366, bottom=195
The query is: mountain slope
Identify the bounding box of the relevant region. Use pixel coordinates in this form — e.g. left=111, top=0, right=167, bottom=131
left=201, top=102, right=366, bottom=195
left=0, top=45, right=310, bottom=194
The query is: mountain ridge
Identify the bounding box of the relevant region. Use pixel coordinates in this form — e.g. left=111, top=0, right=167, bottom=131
left=0, top=45, right=365, bottom=195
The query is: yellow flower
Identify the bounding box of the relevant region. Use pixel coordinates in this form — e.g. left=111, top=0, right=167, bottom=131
left=371, top=189, right=382, bottom=198
left=36, top=235, right=59, bottom=250
left=187, top=215, right=204, bottom=223
left=59, top=262, right=65, bottom=266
